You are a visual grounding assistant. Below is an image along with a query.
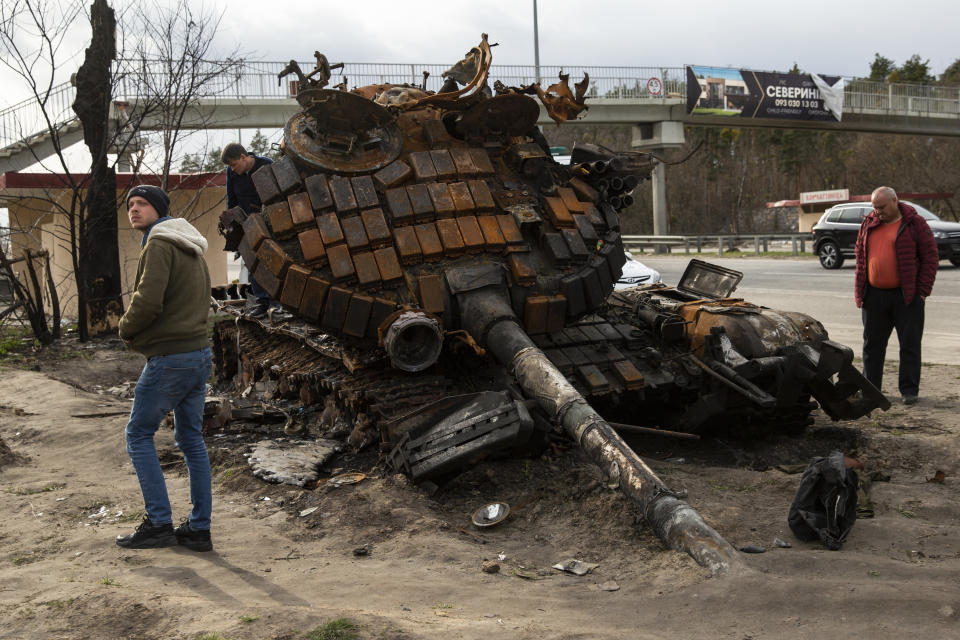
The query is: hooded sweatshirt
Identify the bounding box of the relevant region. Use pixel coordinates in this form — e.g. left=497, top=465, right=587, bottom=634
left=119, top=217, right=211, bottom=357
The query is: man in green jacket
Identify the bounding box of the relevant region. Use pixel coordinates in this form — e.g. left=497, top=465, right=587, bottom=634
left=115, top=185, right=215, bottom=552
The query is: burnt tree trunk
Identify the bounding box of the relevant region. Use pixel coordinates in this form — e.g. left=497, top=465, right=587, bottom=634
left=72, top=0, right=124, bottom=339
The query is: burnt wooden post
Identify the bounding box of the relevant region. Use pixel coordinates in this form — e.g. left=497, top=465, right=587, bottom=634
left=72, top=0, right=124, bottom=338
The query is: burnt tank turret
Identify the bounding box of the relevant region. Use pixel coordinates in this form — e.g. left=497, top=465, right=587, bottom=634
left=212, top=36, right=887, bottom=574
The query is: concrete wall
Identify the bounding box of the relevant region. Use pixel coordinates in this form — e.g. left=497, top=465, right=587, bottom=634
left=5, top=186, right=226, bottom=319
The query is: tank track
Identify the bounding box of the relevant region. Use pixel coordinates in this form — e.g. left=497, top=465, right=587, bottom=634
left=214, top=317, right=464, bottom=424
left=212, top=301, right=818, bottom=437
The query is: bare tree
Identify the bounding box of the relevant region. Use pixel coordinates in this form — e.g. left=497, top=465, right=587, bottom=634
left=119, top=0, right=242, bottom=187
left=0, top=0, right=240, bottom=341
left=1, top=0, right=87, bottom=340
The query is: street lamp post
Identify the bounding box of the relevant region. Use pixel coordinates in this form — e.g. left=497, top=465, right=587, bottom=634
left=533, top=0, right=541, bottom=85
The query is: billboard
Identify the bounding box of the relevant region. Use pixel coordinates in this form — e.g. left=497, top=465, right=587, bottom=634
left=686, top=66, right=843, bottom=122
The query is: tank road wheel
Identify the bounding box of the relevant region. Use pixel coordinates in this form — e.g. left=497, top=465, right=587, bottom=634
left=817, top=240, right=844, bottom=269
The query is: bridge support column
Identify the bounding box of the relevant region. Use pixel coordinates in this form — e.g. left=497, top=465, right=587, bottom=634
left=631, top=122, right=683, bottom=254
left=652, top=160, right=667, bottom=237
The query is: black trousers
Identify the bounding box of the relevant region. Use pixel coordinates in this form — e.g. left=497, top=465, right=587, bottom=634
left=861, top=285, right=925, bottom=396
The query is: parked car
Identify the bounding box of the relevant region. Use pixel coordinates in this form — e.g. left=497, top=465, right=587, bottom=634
left=812, top=201, right=960, bottom=269
left=614, top=251, right=662, bottom=289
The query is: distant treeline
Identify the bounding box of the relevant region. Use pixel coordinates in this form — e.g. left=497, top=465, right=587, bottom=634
left=547, top=124, right=960, bottom=234
left=544, top=53, right=960, bottom=234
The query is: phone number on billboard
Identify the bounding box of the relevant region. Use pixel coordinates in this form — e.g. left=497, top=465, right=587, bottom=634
left=772, top=98, right=820, bottom=108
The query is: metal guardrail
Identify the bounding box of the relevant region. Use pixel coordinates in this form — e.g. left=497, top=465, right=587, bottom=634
left=844, top=78, right=960, bottom=116
left=623, top=233, right=813, bottom=256
left=3, top=59, right=959, bottom=149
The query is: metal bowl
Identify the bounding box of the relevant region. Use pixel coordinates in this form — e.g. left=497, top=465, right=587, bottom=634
left=328, top=472, right=366, bottom=487
left=471, top=502, right=511, bottom=528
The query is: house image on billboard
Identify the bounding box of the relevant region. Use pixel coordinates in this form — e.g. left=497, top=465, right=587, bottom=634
left=690, top=67, right=749, bottom=113
left=696, top=76, right=748, bottom=111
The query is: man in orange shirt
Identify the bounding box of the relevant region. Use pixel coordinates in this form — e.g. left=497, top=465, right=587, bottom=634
left=854, top=186, right=938, bottom=405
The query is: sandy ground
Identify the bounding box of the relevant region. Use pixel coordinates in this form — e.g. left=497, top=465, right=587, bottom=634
left=1, top=341, right=959, bottom=639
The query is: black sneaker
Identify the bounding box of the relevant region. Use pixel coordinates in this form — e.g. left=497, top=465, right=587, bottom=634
left=115, top=518, right=176, bottom=549
left=248, top=302, right=269, bottom=318
left=903, top=394, right=919, bottom=405
left=174, top=520, right=213, bottom=552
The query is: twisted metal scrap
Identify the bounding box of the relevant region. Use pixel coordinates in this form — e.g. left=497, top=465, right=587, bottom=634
left=279, top=52, right=344, bottom=92
left=398, top=33, right=494, bottom=112
left=515, top=71, right=591, bottom=125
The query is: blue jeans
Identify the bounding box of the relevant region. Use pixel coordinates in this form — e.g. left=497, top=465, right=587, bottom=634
left=125, top=348, right=213, bottom=529
left=248, top=272, right=271, bottom=306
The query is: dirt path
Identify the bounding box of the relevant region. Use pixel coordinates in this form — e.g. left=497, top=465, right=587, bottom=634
left=1, top=358, right=959, bottom=639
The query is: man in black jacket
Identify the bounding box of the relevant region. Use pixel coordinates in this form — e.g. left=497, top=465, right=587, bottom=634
left=221, top=142, right=274, bottom=315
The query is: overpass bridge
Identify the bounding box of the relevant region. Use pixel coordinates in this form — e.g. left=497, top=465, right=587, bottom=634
left=4, top=61, right=960, bottom=235
left=3, top=61, right=960, bottom=175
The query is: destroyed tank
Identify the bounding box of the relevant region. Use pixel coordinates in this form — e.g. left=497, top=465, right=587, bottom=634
left=212, top=36, right=888, bottom=573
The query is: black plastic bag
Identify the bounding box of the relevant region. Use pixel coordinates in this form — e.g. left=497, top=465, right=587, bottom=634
left=788, top=451, right=859, bottom=550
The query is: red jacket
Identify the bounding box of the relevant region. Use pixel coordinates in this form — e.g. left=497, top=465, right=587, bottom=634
left=854, top=202, right=938, bottom=307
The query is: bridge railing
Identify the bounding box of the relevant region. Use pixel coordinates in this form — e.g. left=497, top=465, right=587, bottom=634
left=845, top=78, right=960, bottom=116
left=0, top=83, right=76, bottom=149
left=4, top=60, right=960, bottom=150
left=194, top=61, right=690, bottom=101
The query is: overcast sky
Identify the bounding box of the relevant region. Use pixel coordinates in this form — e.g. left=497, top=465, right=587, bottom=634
left=1, top=0, right=956, bottom=176
left=214, top=0, right=957, bottom=78
left=0, top=0, right=955, bottom=222
left=3, top=0, right=958, bottom=110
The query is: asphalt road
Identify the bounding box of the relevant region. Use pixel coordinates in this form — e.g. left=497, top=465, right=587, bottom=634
left=636, top=255, right=960, bottom=366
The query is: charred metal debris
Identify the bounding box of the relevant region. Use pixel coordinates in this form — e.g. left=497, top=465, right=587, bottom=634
left=210, top=36, right=888, bottom=574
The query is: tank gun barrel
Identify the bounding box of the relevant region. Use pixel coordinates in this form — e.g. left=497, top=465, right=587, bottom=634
left=382, top=311, right=444, bottom=372
left=457, top=286, right=742, bottom=575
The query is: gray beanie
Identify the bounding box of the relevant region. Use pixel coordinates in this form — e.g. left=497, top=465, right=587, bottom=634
left=127, top=185, right=170, bottom=218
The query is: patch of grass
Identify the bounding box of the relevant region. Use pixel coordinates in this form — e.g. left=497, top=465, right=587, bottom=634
left=82, top=499, right=111, bottom=512
left=117, top=510, right=144, bottom=523
left=304, top=618, right=361, bottom=640
left=98, top=576, right=118, bottom=586
left=42, top=599, right=73, bottom=608
left=195, top=635, right=227, bottom=640
left=691, top=107, right=739, bottom=116
left=0, top=337, right=23, bottom=357
left=8, top=482, right=66, bottom=496
left=897, top=504, right=916, bottom=518
left=12, top=554, right=38, bottom=566
left=0, top=326, right=32, bottom=355
left=239, top=614, right=259, bottom=623
left=220, top=466, right=242, bottom=480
